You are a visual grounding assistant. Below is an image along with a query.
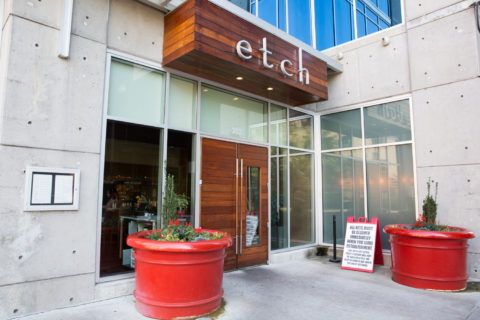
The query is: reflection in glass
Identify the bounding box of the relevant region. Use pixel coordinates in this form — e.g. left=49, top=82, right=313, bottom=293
left=100, top=120, right=161, bottom=277
left=322, top=150, right=364, bottom=244
left=108, top=59, right=165, bottom=125
left=200, top=85, right=267, bottom=143
left=271, top=147, right=288, bottom=250
left=289, top=109, right=313, bottom=150
left=290, top=153, right=314, bottom=247
left=364, top=99, right=411, bottom=145
left=335, top=0, right=354, bottom=45
left=258, top=0, right=276, bottom=26
left=270, top=104, right=287, bottom=146
left=287, top=0, right=311, bottom=44
left=366, top=144, right=415, bottom=249
left=168, top=76, right=197, bottom=130
left=315, top=0, right=335, bottom=50
left=321, top=109, right=362, bottom=150
left=246, top=167, right=261, bottom=247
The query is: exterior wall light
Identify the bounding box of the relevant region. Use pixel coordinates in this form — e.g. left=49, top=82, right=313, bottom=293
left=382, top=36, right=390, bottom=46
left=267, top=87, right=274, bottom=91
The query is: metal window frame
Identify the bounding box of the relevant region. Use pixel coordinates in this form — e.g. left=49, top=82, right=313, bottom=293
left=317, top=94, right=418, bottom=249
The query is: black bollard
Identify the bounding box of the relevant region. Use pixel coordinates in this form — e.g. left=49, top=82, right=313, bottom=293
left=329, top=215, right=341, bottom=263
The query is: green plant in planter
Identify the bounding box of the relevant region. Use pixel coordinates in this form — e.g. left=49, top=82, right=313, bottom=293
left=422, top=177, right=438, bottom=225
left=411, top=178, right=450, bottom=231
left=161, top=175, right=189, bottom=227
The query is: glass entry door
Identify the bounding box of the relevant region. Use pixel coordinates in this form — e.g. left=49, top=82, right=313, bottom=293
left=201, top=138, right=268, bottom=270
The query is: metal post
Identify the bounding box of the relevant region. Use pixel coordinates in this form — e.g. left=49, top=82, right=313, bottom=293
left=329, top=215, right=341, bottom=263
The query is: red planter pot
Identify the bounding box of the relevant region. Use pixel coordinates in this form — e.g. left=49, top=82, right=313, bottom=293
left=127, top=230, right=232, bottom=319
left=384, top=224, right=475, bottom=291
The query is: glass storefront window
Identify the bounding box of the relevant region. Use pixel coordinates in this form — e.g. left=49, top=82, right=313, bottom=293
left=270, top=104, right=287, bottom=146
left=168, top=76, right=197, bottom=131
left=289, top=109, right=313, bottom=150
left=322, top=150, right=364, bottom=244
left=100, top=120, right=161, bottom=277
left=364, top=99, right=411, bottom=145
left=321, top=99, right=415, bottom=249
left=200, top=85, right=268, bottom=143
left=270, top=147, right=288, bottom=250
left=321, top=109, right=362, bottom=150
left=366, top=144, right=416, bottom=249
left=108, top=59, right=165, bottom=125
left=290, top=151, right=315, bottom=247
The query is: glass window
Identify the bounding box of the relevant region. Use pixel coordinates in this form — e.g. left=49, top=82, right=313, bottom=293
left=378, top=0, right=389, bottom=15
left=322, top=150, right=364, bottom=244
left=315, top=0, right=335, bottom=50
left=287, top=0, right=312, bottom=44
left=356, top=12, right=366, bottom=37
left=108, top=59, right=165, bottom=125
left=290, top=152, right=314, bottom=247
left=168, top=76, right=197, bottom=131
left=289, top=110, right=313, bottom=150
left=246, top=166, right=261, bottom=247
left=366, top=145, right=416, bottom=249
left=100, top=120, right=161, bottom=277
left=166, top=130, right=194, bottom=224
left=364, top=99, right=411, bottom=145
left=321, top=109, right=362, bottom=150
left=200, top=85, right=268, bottom=143
left=270, top=104, right=288, bottom=146
left=335, top=0, right=354, bottom=45
left=321, top=99, right=415, bottom=250
left=271, top=147, right=289, bottom=250
left=259, top=0, right=277, bottom=26
left=229, top=0, right=251, bottom=11
left=278, top=0, right=287, bottom=31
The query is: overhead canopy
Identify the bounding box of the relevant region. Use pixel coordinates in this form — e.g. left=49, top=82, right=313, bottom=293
left=162, top=0, right=333, bottom=106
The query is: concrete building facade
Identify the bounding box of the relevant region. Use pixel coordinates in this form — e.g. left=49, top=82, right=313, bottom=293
left=0, top=0, right=479, bottom=318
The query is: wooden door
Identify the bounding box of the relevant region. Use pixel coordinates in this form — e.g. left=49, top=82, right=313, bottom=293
left=200, top=138, right=238, bottom=270
left=201, top=138, right=268, bottom=270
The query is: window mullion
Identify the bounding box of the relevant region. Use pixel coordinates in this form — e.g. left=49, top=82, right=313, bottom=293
left=361, top=107, right=368, bottom=220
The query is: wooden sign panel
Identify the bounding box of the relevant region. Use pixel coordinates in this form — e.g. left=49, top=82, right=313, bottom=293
left=163, top=0, right=328, bottom=106
left=341, top=216, right=384, bottom=273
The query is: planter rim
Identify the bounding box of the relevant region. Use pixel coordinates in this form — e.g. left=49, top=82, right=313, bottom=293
left=127, top=229, right=232, bottom=252
left=383, top=224, right=475, bottom=239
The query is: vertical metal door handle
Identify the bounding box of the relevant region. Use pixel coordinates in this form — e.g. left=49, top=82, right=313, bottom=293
left=235, top=158, right=239, bottom=255
left=239, top=158, right=243, bottom=255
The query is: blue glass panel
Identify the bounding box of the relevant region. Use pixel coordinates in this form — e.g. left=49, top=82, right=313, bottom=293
left=315, top=0, right=335, bottom=50
left=288, top=0, right=312, bottom=45
left=378, top=0, right=389, bottom=15
left=356, top=12, right=366, bottom=37
left=228, top=0, right=250, bottom=11
left=379, top=19, right=389, bottom=29
left=278, top=0, right=287, bottom=31
left=366, top=19, right=379, bottom=34
left=259, top=0, right=277, bottom=26
left=356, top=0, right=365, bottom=11
left=335, top=0, right=353, bottom=45
left=365, top=7, right=377, bottom=22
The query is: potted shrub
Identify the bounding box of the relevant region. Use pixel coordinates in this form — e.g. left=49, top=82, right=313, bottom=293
left=127, top=175, right=232, bottom=319
left=384, top=178, right=475, bottom=291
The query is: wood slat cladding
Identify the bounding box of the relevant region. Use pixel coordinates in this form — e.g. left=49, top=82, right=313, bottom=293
left=163, top=0, right=328, bottom=106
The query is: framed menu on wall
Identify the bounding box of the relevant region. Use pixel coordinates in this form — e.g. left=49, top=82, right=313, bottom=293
left=24, top=166, right=80, bottom=211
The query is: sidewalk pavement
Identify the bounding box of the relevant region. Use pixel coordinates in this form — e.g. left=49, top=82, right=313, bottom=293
left=17, top=257, right=480, bottom=320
